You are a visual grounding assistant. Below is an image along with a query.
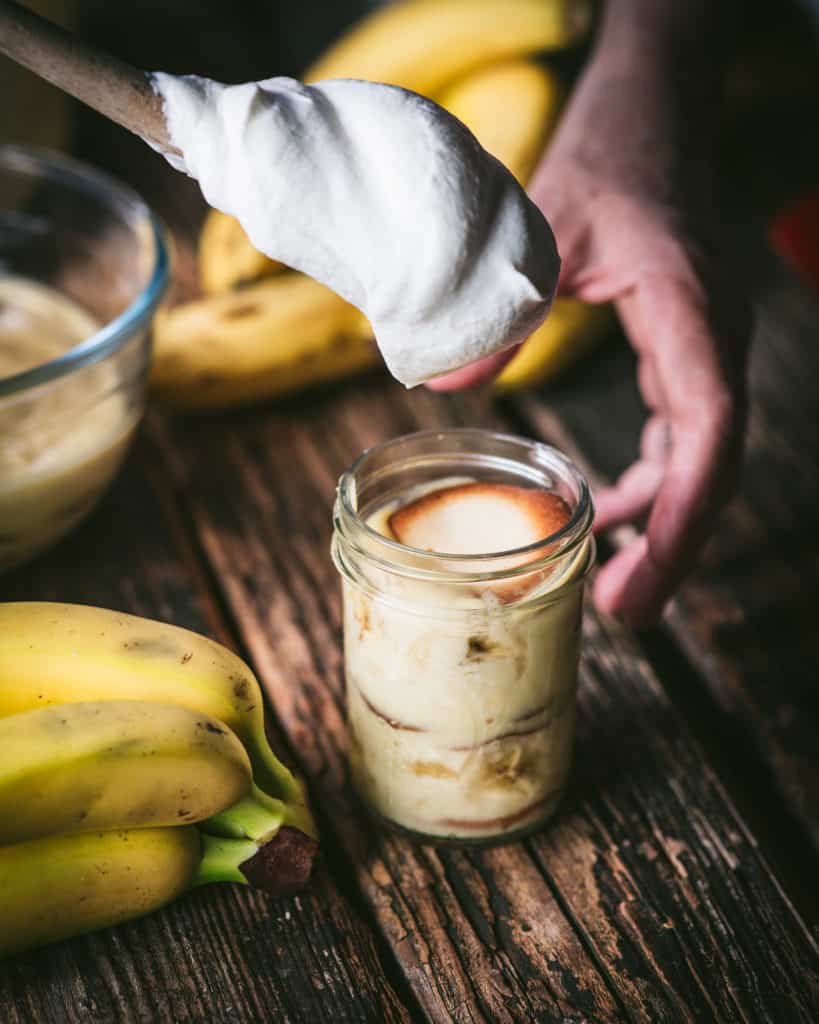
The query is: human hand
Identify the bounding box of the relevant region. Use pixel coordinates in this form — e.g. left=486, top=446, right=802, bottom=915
left=430, top=54, right=750, bottom=628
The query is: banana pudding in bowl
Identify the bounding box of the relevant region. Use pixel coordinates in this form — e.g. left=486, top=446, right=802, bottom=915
left=332, top=429, right=595, bottom=844
left=0, top=145, right=169, bottom=571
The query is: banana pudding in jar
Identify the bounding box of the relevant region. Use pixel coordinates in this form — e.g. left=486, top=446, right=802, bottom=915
left=332, top=429, right=594, bottom=843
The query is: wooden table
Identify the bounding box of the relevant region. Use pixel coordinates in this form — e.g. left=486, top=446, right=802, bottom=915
left=2, top=229, right=818, bottom=1024
left=2, top=7, right=819, bottom=1021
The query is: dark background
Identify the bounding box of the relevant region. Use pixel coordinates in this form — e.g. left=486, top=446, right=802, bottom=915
left=2, top=4, right=819, bottom=1022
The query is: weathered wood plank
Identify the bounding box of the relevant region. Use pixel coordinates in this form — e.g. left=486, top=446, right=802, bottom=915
left=157, top=379, right=819, bottom=1022
left=153, top=408, right=622, bottom=1024
left=0, top=442, right=412, bottom=1024
left=513, top=267, right=819, bottom=855
left=530, top=609, right=818, bottom=1023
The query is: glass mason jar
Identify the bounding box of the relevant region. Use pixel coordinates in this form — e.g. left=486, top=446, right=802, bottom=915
left=331, top=428, right=595, bottom=844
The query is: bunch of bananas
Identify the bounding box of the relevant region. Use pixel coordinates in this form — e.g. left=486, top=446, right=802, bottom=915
left=0, top=601, right=317, bottom=957
left=151, top=0, right=611, bottom=410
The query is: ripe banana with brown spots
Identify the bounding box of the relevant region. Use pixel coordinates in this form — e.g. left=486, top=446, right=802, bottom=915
left=0, top=601, right=316, bottom=839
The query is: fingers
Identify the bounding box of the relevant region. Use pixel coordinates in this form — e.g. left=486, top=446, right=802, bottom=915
left=594, top=459, right=663, bottom=532
left=593, top=535, right=662, bottom=627
left=424, top=345, right=520, bottom=391
left=594, top=415, right=669, bottom=530
left=630, top=276, right=746, bottom=569
left=594, top=275, right=747, bottom=626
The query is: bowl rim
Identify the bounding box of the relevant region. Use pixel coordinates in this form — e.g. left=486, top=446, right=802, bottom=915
left=0, top=143, right=170, bottom=399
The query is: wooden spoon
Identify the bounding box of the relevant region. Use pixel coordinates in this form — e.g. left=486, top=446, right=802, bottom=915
left=0, top=0, right=180, bottom=157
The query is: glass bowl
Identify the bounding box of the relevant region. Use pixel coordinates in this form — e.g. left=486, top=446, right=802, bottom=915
left=0, top=144, right=169, bottom=572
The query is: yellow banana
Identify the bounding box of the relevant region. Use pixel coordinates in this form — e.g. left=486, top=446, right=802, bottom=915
left=438, top=59, right=611, bottom=389
left=0, top=601, right=314, bottom=838
left=150, top=272, right=377, bottom=410
left=439, top=59, right=562, bottom=186
left=495, top=299, right=614, bottom=391
left=0, top=701, right=251, bottom=845
left=0, top=828, right=203, bottom=956
left=0, top=825, right=317, bottom=956
left=198, top=210, right=281, bottom=295
left=305, top=0, right=591, bottom=95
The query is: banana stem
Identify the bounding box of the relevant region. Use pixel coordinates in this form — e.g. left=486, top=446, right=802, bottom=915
left=204, top=784, right=285, bottom=843
left=194, top=827, right=319, bottom=896
left=279, top=782, right=318, bottom=840
left=204, top=783, right=318, bottom=843
left=247, top=723, right=302, bottom=802
left=246, top=724, right=318, bottom=839
left=192, top=833, right=259, bottom=888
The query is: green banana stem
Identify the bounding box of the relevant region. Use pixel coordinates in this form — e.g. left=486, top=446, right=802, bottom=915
left=203, top=783, right=318, bottom=843
left=244, top=724, right=318, bottom=839
left=279, top=781, right=318, bottom=839
left=193, top=826, right=320, bottom=896
left=204, top=784, right=284, bottom=842
left=247, top=722, right=303, bottom=802
left=192, top=833, right=259, bottom=888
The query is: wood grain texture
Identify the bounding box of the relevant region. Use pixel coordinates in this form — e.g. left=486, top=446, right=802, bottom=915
left=6, top=7, right=816, bottom=1018
left=530, top=608, right=818, bottom=1023
left=513, top=269, right=819, bottom=854
left=155, top=379, right=819, bottom=1023
left=151, top=404, right=620, bottom=1024
left=0, top=448, right=412, bottom=1024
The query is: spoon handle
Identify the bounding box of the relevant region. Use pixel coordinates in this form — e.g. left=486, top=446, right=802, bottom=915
left=0, top=0, right=180, bottom=156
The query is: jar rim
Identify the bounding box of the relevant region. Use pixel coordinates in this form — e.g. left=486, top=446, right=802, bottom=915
left=335, top=427, right=594, bottom=584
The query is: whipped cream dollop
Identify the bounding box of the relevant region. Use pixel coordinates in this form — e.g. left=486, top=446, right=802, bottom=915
left=150, top=73, right=560, bottom=387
